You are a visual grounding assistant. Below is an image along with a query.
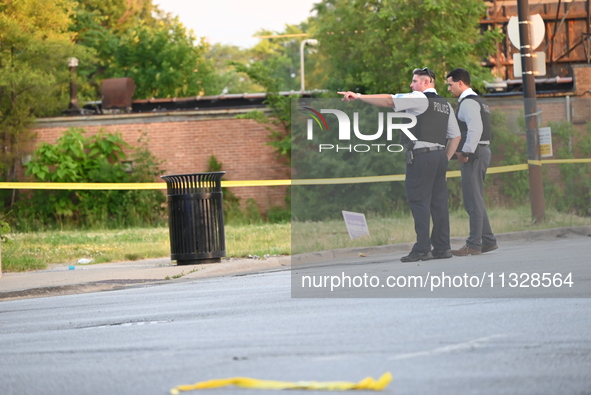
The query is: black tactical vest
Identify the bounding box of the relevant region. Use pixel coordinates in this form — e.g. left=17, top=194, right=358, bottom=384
left=456, top=94, right=492, bottom=150
left=404, top=91, right=450, bottom=146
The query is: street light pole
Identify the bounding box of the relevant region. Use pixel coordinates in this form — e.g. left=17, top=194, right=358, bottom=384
left=300, top=39, right=318, bottom=93
left=517, top=0, right=545, bottom=222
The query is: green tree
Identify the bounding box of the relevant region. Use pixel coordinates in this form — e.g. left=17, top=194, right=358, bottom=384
left=208, top=22, right=323, bottom=95
left=544, top=121, right=591, bottom=216
left=0, top=0, right=90, bottom=189
left=249, top=24, right=313, bottom=92
left=71, top=1, right=219, bottom=99
left=206, top=43, right=262, bottom=94
left=310, top=0, right=501, bottom=94
left=107, top=24, right=217, bottom=98
left=231, top=60, right=294, bottom=162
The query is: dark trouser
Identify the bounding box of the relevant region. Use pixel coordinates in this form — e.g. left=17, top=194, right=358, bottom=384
left=460, top=145, right=497, bottom=251
left=405, top=149, right=451, bottom=253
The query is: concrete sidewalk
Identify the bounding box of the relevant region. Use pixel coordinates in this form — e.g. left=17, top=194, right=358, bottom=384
left=1, top=226, right=589, bottom=301
left=0, top=255, right=291, bottom=301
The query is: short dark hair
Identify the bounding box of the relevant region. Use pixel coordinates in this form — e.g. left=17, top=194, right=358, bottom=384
left=413, top=67, right=435, bottom=81
left=446, top=68, right=471, bottom=86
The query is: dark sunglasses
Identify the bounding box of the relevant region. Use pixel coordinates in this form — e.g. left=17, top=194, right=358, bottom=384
left=413, top=67, right=435, bottom=81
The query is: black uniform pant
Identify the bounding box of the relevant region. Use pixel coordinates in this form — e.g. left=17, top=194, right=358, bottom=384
left=405, top=149, right=451, bottom=253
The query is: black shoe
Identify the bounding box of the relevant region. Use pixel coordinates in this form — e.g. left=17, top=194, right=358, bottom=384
left=401, top=251, right=433, bottom=262
left=432, top=249, right=452, bottom=259
left=482, top=244, right=498, bottom=253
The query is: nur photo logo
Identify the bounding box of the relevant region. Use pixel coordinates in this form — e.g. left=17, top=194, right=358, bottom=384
left=300, top=106, right=418, bottom=153
left=300, top=107, right=329, bottom=132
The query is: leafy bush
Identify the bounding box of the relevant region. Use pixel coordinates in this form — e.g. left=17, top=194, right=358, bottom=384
left=0, top=215, right=10, bottom=244
left=489, top=109, right=529, bottom=204
left=267, top=205, right=291, bottom=224
left=14, top=128, right=166, bottom=230
left=207, top=155, right=263, bottom=225
left=544, top=121, right=591, bottom=216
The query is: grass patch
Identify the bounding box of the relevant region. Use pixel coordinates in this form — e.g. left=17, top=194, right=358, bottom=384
left=225, top=223, right=291, bottom=258
left=2, top=206, right=589, bottom=272
left=1, top=228, right=170, bottom=272
left=292, top=206, right=591, bottom=254
left=1, top=224, right=291, bottom=272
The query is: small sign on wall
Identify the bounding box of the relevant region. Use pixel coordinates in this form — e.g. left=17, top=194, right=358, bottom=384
left=538, top=127, right=553, bottom=158
left=342, top=211, right=370, bottom=240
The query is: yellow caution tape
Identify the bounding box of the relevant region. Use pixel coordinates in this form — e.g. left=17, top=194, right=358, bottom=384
left=223, top=179, right=293, bottom=187
left=486, top=164, right=529, bottom=174
left=0, top=159, right=588, bottom=190
left=292, top=174, right=406, bottom=185
left=169, top=372, right=392, bottom=394
left=539, top=158, right=591, bottom=164
left=0, top=182, right=167, bottom=190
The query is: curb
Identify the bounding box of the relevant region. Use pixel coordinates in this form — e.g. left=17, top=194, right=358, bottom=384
left=291, top=225, right=591, bottom=264
left=1, top=226, right=590, bottom=301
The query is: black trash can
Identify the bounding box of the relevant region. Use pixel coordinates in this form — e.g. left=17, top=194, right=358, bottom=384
left=161, top=172, right=226, bottom=264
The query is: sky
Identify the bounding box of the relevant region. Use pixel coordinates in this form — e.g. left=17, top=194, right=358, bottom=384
left=152, top=0, right=319, bottom=48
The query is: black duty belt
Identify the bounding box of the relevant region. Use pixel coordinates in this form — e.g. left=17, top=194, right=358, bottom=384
left=413, top=146, right=444, bottom=154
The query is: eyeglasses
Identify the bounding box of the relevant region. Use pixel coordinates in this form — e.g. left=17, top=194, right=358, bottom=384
left=413, top=67, right=435, bottom=81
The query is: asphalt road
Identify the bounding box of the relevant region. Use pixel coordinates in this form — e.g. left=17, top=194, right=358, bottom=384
left=1, top=235, right=590, bottom=395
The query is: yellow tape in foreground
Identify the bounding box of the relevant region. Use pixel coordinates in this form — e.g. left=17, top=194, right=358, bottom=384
left=0, top=159, right=588, bottom=190
left=169, top=372, right=392, bottom=394
left=0, top=182, right=167, bottom=190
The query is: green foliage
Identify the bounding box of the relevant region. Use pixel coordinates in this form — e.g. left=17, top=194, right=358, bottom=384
left=231, top=61, right=295, bottom=162
left=250, top=24, right=318, bottom=92
left=266, top=205, right=292, bottom=224
left=489, top=109, right=529, bottom=204
left=206, top=155, right=262, bottom=225
left=206, top=43, right=263, bottom=94
left=207, top=22, right=322, bottom=95
left=106, top=25, right=215, bottom=99
left=544, top=121, right=591, bottom=216
left=207, top=155, right=223, bottom=173
left=71, top=1, right=220, bottom=99
left=207, top=154, right=288, bottom=224
left=0, top=214, right=10, bottom=245
left=311, top=0, right=501, bottom=94
left=445, top=170, right=464, bottom=211
left=0, top=0, right=92, bottom=182
left=292, top=100, right=408, bottom=221
left=14, top=128, right=166, bottom=229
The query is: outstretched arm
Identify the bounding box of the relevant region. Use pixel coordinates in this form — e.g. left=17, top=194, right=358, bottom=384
left=337, top=91, right=394, bottom=108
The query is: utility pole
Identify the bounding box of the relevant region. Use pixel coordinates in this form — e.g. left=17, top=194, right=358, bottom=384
left=517, top=0, right=545, bottom=222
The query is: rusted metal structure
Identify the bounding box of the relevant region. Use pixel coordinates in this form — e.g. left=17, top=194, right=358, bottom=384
left=101, top=78, right=136, bottom=112
left=482, top=0, right=591, bottom=93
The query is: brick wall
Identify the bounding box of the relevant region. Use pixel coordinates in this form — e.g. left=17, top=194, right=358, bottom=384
left=24, top=74, right=591, bottom=215
left=28, top=109, right=290, bottom=215
left=574, top=64, right=591, bottom=96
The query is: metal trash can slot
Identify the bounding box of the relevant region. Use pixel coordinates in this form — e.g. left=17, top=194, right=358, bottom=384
left=161, top=172, right=226, bottom=264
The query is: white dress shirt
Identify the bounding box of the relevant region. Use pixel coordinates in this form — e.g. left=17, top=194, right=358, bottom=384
left=458, top=88, right=490, bottom=153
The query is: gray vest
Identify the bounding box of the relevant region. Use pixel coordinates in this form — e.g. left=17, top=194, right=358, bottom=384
left=456, top=94, right=492, bottom=149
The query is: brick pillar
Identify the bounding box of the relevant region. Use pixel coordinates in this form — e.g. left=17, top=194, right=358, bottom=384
left=572, top=65, right=591, bottom=125
left=573, top=64, right=591, bottom=96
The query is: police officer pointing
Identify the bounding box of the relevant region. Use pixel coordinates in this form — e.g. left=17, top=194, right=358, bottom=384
left=339, top=67, right=461, bottom=262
